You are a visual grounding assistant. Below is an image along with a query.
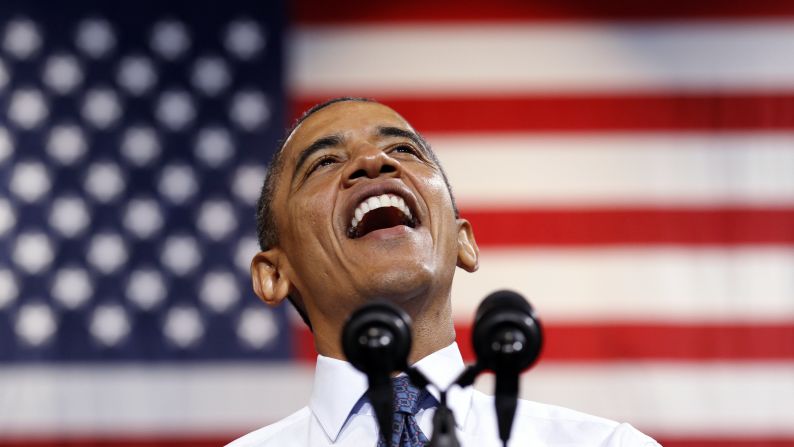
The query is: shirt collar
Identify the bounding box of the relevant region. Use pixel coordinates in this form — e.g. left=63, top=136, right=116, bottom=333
left=412, top=342, right=473, bottom=429
left=309, top=342, right=473, bottom=442
left=309, top=354, right=369, bottom=442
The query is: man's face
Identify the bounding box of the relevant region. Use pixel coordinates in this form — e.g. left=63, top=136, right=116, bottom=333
left=267, top=101, right=474, bottom=326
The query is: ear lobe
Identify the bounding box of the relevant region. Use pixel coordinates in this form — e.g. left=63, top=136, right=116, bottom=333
left=456, top=218, right=479, bottom=273
left=251, top=249, right=292, bottom=307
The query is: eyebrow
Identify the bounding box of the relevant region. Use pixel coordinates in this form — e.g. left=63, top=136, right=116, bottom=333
left=292, top=127, right=429, bottom=181
left=293, top=133, right=345, bottom=178
left=377, top=126, right=430, bottom=156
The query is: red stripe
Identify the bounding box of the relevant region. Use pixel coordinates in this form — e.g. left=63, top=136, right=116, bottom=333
left=2, top=438, right=794, bottom=447
left=462, top=208, right=794, bottom=246
left=292, top=94, right=794, bottom=132
left=508, top=323, right=794, bottom=362
left=295, top=323, right=794, bottom=362
left=293, top=0, right=794, bottom=23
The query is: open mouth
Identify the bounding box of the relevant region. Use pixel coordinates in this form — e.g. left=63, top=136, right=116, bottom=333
left=347, top=193, right=418, bottom=239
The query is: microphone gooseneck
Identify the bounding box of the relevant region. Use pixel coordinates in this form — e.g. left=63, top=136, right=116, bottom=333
left=341, top=301, right=412, bottom=445
left=342, top=291, right=543, bottom=447
left=471, top=290, right=543, bottom=446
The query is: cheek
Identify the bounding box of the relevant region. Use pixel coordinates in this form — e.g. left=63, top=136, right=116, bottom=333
left=289, top=202, right=324, bottom=237
left=282, top=198, right=339, bottom=285
left=301, top=203, right=325, bottom=228
left=286, top=189, right=339, bottom=247
left=422, top=174, right=458, bottom=229
left=427, top=176, right=461, bottom=257
left=422, top=168, right=455, bottom=204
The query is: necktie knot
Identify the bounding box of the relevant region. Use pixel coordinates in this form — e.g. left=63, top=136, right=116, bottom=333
left=376, top=375, right=431, bottom=447
left=391, top=375, right=425, bottom=415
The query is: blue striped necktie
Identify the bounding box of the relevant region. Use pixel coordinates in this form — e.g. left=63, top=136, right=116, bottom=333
left=376, top=375, right=431, bottom=447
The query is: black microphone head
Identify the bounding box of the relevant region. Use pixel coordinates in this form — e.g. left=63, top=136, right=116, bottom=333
left=472, top=290, right=543, bottom=373
left=342, top=301, right=412, bottom=375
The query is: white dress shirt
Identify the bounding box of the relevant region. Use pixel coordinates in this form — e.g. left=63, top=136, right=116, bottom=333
left=227, top=343, right=660, bottom=447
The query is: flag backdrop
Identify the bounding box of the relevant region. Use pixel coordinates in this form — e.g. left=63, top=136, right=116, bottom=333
left=1, top=1, right=794, bottom=446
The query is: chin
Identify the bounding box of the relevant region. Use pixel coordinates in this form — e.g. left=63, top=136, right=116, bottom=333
left=359, top=260, right=437, bottom=303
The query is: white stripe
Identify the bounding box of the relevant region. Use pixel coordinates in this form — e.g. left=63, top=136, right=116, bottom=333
left=479, top=362, right=794, bottom=437
left=0, top=363, right=314, bottom=436
left=3, top=363, right=793, bottom=437
left=450, top=247, right=794, bottom=322
left=290, top=23, right=794, bottom=94
left=430, top=132, right=794, bottom=207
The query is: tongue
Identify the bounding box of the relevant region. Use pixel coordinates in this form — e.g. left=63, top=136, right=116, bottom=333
left=355, top=207, right=411, bottom=238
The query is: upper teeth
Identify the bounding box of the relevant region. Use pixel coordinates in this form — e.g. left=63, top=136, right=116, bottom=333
left=350, top=193, right=412, bottom=230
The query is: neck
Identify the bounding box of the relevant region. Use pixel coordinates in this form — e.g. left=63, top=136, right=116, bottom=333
left=311, top=291, right=456, bottom=366
left=404, top=294, right=456, bottom=364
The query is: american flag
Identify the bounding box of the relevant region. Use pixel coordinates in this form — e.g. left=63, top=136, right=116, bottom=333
left=2, top=1, right=794, bottom=446
left=0, top=1, right=289, bottom=445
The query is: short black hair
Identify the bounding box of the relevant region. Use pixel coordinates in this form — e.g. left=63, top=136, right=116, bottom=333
left=254, top=97, right=459, bottom=330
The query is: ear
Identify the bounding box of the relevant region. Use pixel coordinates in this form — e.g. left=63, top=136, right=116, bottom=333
left=251, top=249, right=293, bottom=307
left=455, top=218, right=479, bottom=272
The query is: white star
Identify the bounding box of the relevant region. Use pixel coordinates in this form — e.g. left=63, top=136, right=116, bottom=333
left=232, top=164, right=267, bottom=205
left=150, top=20, right=190, bottom=60
left=46, top=124, right=88, bottom=165
left=51, top=267, right=94, bottom=310
left=87, top=233, right=128, bottom=275
left=125, top=268, right=167, bottom=311
left=194, top=126, right=234, bottom=168
left=15, top=303, right=57, bottom=346
left=8, top=88, right=49, bottom=129
left=0, top=198, right=16, bottom=237
left=90, top=304, right=130, bottom=347
left=191, top=55, right=231, bottom=96
left=224, top=19, right=265, bottom=60
left=229, top=89, right=270, bottom=131
left=160, top=235, right=201, bottom=276
left=163, top=306, right=204, bottom=348
left=237, top=307, right=277, bottom=349
left=84, top=161, right=126, bottom=203
left=48, top=196, right=91, bottom=238
left=82, top=87, right=122, bottom=129
left=197, top=199, right=238, bottom=240
left=156, top=90, right=195, bottom=131
left=120, top=126, right=161, bottom=167
left=75, top=17, right=116, bottom=59
left=235, top=236, right=259, bottom=273
left=42, top=53, right=84, bottom=95
left=13, top=232, right=54, bottom=274
left=3, top=18, right=42, bottom=59
left=0, top=126, right=12, bottom=164
left=10, top=161, right=51, bottom=203
left=158, top=163, right=198, bottom=204
left=123, top=197, right=164, bottom=239
left=199, top=270, right=240, bottom=313
left=116, top=55, right=157, bottom=96
left=0, top=269, right=19, bottom=310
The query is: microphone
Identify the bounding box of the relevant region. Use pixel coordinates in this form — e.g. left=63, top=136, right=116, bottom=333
left=342, top=301, right=412, bottom=445
left=472, top=290, right=543, bottom=446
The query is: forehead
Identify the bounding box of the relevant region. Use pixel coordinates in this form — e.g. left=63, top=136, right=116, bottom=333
left=282, top=101, right=413, bottom=162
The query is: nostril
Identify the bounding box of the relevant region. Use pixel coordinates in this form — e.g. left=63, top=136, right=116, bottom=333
left=380, top=164, right=396, bottom=174
left=349, top=169, right=367, bottom=180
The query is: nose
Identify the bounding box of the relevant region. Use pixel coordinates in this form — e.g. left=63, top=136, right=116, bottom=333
left=342, top=146, right=399, bottom=187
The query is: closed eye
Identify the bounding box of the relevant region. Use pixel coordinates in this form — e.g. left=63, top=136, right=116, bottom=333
left=308, top=155, right=338, bottom=174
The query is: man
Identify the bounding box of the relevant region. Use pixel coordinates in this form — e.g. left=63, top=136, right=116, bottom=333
left=228, top=98, right=660, bottom=446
